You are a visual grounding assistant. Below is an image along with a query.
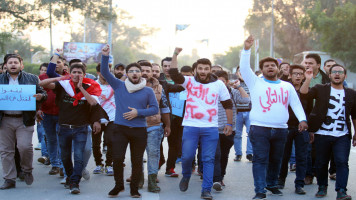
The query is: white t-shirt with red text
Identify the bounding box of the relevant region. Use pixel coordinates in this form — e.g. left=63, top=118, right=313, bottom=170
left=181, top=76, right=231, bottom=127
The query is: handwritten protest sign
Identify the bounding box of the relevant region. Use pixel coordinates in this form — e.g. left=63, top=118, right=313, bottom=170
left=0, top=85, right=36, bottom=111
left=169, top=92, right=186, bottom=117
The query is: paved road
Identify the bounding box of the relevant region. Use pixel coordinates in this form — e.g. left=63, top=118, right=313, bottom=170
left=1, top=130, right=356, bottom=200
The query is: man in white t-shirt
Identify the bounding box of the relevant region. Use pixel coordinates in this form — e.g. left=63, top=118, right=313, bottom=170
left=169, top=48, right=233, bottom=200
left=300, top=64, right=356, bottom=200
left=240, top=36, right=308, bottom=200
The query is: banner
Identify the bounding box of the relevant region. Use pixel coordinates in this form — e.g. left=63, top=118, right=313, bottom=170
left=0, top=85, right=36, bottom=111
left=63, top=42, right=106, bottom=64
left=169, top=92, right=186, bottom=117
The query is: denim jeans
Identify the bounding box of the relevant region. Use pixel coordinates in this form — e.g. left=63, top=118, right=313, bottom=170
left=213, top=133, right=235, bottom=182
left=289, top=143, right=296, bottom=165
left=58, top=125, right=88, bottom=184
left=37, top=122, right=48, bottom=157
left=42, top=114, right=62, bottom=168
left=146, top=126, right=164, bottom=175
left=181, top=126, right=219, bottom=192
left=278, top=128, right=309, bottom=188
left=166, top=116, right=183, bottom=171
left=306, top=143, right=316, bottom=177
left=111, top=125, right=147, bottom=192
left=234, top=111, right=253, bottom=156
left=249, top=125, right=288, bottom=194
left=314, top=134, right=351, bottom=191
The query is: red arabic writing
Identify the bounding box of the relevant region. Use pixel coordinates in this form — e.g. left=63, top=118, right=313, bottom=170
left=259, top=87, right=289, bottom=112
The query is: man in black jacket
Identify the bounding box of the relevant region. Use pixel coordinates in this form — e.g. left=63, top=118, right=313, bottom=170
left=0, top=54, right=47, bottom=189
left=300, top=64, right=356, bottom=200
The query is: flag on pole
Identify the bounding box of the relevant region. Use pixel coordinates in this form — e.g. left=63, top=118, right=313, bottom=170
left=176, top=24, right=190, bottom=32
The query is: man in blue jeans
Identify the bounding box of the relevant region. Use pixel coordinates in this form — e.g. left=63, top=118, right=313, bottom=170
left=300, top=64, right=356, bottom=200
left=40, top=63, right=104, bottom=194
left=233, top=66, right=253, bottom=162
left=169, top=48, right=233, bottom=200
left=240, top=36, right=308, bottom=199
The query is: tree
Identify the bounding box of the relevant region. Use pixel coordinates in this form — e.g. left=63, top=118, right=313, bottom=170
left=302, top=1, right=356, bottom=71
left=244, top=0, right=314, bottom=61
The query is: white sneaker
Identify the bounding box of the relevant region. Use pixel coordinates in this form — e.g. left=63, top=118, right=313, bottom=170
left=105, top=166, right=114, bottom=176
left=93, top=165, right=104, bottom=174
left=60, top=176, right=67, bottom=184
left=82, top=169, right=90, bottom=180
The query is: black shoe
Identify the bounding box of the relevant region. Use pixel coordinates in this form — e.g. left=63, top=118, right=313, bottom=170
left=277, top=179, right=285, bottom=189
left=64, top=177, right=70, bottom=189
left=315, top=185, right=327, bottom=198
left=59, top=168, right=64, bottom=177
left=108, top=185, right=125, bottom=198
left=70, top=183, right=80, bottom=194
left=49, top=167, right=60, bottom=175
left=37, top=156, right=47, bottom=164
left=201, top=190, right=213, bottom=199
left=295, top=187, right=306, bottom=195
left=246, top=154, right=253, bottom=162
left=17, top=171, right=25, bottom=181
left=130, top=190, right=141, bottom=198
left=0, top=180, right=16, bottom=190
left=24, top=172, right=34, bottom=185
left=44, top=158, right=51, bottom=166
left=253, top=193, right=266, bottom=199
left=266, top=187, right=283, bottom=196
left=179, top=177, right=190, bottom=192
left=213, top=182, right=223, bottom=191
left=234, top=155, right=242, bottom=161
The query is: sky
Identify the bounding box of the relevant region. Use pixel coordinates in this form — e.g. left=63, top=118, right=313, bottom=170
left=27, top=0, right=253, bottom=59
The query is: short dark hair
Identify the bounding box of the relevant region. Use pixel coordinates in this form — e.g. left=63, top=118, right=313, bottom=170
left=152, top=63, right=160, bottom=67
left=4, top=54, right=23, bottom=64
left=69, top=59, right=82, bottom=66
left=96, top=63, right=112, bottom=72
left=196, top=58, right=212, bottom=68
left=329, top=63, right=347, bottom=75
left=192, top=62, right=198, bottom=72
left=138, top=61, right=152, bottom=68
left=259, top=57, right=279, bottom=70
left=324, top=59, right=336, bottom=67
left=114, top=63, right=125, bottom=70
left=70, top=63, right=86, bottom=74
left=305, top=53, right=321, bottom=65
left=279, top=62, right=290, bottom=68
left=289, top=64, right=305, bottom=75
left=181, top=66, right=192, bottom=73
left=161, top=57, right=172, bottom=67
left=126, top=63, right=142, bottom=73
left=39, top=63, right=49, bottom=71
left=214, top=70, right=229, bottom=81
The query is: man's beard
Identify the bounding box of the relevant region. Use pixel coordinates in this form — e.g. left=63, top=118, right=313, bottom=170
left=152, top=74, right=159, bottom=79
left=115, top=73, right=123, bottom=79
left=196, top=73, right=210, bottom=83
left=129, top=77, right=141, bottom=84
left=331, top=79, right=343, bottom=85
left=263, top=72, right=278, bottom=80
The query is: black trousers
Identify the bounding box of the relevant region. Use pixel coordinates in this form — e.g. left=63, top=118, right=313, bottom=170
left=92, top=122, right=114, bottom=166
left=111, top=125, right=147, bottom=192
left=166, top=116, right=183, bottom=171
left=213, top=133, right=235, bottom=182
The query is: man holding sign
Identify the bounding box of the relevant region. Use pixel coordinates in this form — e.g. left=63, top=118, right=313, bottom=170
left=0, top=54, right=47, bottom=189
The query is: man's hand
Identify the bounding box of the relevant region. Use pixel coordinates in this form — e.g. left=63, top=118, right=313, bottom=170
left=244, top=35, right=254, bottom=50
left=54, top=48, right=63, bottom=56
left=102, top=44, right=110, bottom=56
left=123, top=107, right=138, bottom=120
left=304, top=68, right=313, bottom=80
left=174, top=47, right=183, bottom=56
left=77, top=75, right=84, bottom=89
left=309, top=132, right=314, bottom=144
left=36, top=110, right=44, bottom=123
left=92, top=121, right=101, bottom=134
left=298, top=121, right=308, bottom=132
left=223, top=125, right=233, bottom=136
left=231, top=79, right=241, bottom=89
left=59, top=75, right=70, bottom=80
left=164, top=126, right=171, bottom=137
left=353, top=135, right=356, bottom=147
left=33, top=93, right=43, bottom=101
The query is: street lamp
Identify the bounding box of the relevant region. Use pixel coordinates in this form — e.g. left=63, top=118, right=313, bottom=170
left=270, top=0, right=274, bottom=57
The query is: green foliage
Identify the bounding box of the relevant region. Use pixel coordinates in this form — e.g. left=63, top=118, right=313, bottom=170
left=213, top=46, right=242, bottom=70
left=302, top=1, right=356, bottom=71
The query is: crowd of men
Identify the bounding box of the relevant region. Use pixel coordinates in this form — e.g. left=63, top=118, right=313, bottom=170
left=0, top=35, right=356, bottom=200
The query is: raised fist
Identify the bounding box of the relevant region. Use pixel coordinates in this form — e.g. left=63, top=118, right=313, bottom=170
left=174, top=47, right=183, bottom=56
left=304, top=68, right=313, bottom=80
left=102, top=44, right=110, bottom=56
left=54, top=48, right=63, bottom=55
left=244, top=35, right=254, bottom=50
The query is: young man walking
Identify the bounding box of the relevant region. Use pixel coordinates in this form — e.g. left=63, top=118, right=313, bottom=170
left=240, top=36, right=308, bottom=199
left=169, top=48, right=233, bottom=200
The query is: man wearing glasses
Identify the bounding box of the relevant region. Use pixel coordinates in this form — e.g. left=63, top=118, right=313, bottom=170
left=100, top=45, right=158, bottom=198
left=300, top=64, right=356, bottom=200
